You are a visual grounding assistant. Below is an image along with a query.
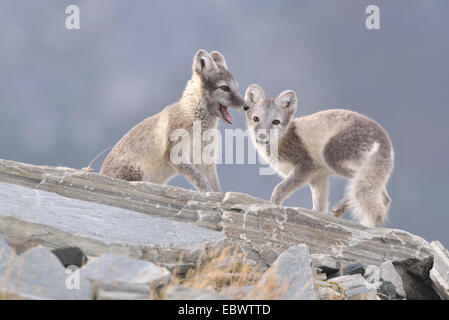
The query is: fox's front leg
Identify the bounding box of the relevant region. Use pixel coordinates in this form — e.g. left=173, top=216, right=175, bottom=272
left=270, top=168, right=308, bottom=205
left=198, top=164, right=222, bottom=192
left=206, top=165, right=222, bottom=192
left=170, top=162, right=214, bottom=192
left=309, top=174, right=329, bottom=212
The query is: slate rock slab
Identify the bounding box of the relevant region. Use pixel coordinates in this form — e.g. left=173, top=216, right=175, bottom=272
left=0, top=237, right=14, bottom=269
left=80, top=254, right=171, bottom=299
left=81, top=254, right=171, bottom=287
left=0, top=181, right=227, bottom=269
left=311, top=254, right=341, bottom=276
left=378, top=281, right=399, bottom=299
left=329, top=262, right=365, bottom=278
left=95, top=282, right=155, bottom=300
left=0, top=246, right=92, bottom=299
left=328, top=274, right=377, bottom=300
left=430, top=241, right=449, bottom=300
left=259, top=244, right=317, bottom=300
left=0, top=159, right=440, bottom=294
left=340, top=262, right=365, bottom=276
left=379, top=261, right=405, bottom=298
left=0, top=159, right=225, bottom=230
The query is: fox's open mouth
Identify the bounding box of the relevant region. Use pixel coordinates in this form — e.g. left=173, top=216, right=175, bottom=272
left=219, top=104, right=232, bottom=124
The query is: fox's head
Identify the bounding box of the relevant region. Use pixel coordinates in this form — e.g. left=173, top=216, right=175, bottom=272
left=192, top=50, right=246, bottom=124
left=244, top=84, right=297, bottom=145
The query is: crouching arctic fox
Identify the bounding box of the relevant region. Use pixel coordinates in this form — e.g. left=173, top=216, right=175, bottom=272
left=101, top=50, right=246, bottom=192
left=244, top=84, right=394, bottom=227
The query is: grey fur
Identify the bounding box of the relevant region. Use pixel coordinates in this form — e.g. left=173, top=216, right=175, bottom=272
left=100, top=50, right=245, bottom=192
left=245, top=84, right=394, bottom=227
left=323, top=114, right=392, bottom=178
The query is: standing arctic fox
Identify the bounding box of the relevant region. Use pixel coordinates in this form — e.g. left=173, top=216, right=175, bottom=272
left=244, top=84, right=394, bottom=227
left=101, top=50, right=246, bottom=192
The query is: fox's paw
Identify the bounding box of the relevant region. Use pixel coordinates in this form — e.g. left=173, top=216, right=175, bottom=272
left=331, top=198, right=349, bottom=218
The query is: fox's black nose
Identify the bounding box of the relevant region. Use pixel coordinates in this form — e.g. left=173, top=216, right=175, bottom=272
left=258, top=132, right=267, bottom=140
left=243, top=105, right=249, bottom=111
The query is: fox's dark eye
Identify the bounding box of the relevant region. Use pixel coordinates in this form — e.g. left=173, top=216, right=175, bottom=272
left=272, top=120, right=280, bottom=125
left=220, top=86, right=230, bottom=92
left=253, top=116, right=260, bottom=122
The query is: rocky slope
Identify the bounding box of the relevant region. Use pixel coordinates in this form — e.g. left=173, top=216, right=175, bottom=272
left=0, top=159, right=447, bottom=300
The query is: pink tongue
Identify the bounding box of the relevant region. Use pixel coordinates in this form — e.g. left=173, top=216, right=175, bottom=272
left=221, top=105, right=233, bottom=124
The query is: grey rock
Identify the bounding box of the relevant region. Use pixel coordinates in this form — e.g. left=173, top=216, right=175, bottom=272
left=313, top=268, right=327, bottom=281
left=0, top=159, right=438, bottom=294
left=165, top=285, right=227, bottom=300
left=81, top=254, right=172, bottom=297
left=221, top=202, right=435, bottom=283
left=95, top=283, right=154, bottom=300
left=0, top=181, right=227, bottom=269
left=259, top=244, right=317, bottom=300
left=329, top=262, right=365, bottom=278
left=391, top=264, right=440, bottom=300
left=311, top=254, right=341, bottom=275
left=342, top=262, right=365, bottom=276
left=430, top=241, right=449, bottom=299
left=328, top=274, right=377, bottom=300
left=0, top=246, right=92, bottom=299
left=0, top=159, right=225, bottom=230
left=318, top=286, right=343, bottom=300
left=378, top=281, right=399, bottom=300
left=0, top=238, right=14, bottom=269
left=379, top=261, right=406, bottom=298
left=379, top=261, right=439, bottom=300
left=364, top=265, right=380, bottom=284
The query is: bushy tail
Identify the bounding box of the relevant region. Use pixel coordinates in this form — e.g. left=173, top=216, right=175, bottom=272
left=347, top=142, right=393, bottom=227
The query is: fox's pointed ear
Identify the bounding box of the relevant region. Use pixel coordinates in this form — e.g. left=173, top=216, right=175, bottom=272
left=275, top=90, right=297, bottom=115
left=245, top=84, right=265, bottom=106
left=193, top=50, right=217, bottom=75
left=209, top=51, right=227, bottom=69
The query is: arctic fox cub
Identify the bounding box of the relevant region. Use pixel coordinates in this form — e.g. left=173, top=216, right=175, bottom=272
left=101, top=50, right=246, bottom=192
left=244, top=84, right=394, bottom=227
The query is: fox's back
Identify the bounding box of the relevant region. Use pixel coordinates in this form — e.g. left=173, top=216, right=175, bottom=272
left=294, top=109, right=380, bottom=154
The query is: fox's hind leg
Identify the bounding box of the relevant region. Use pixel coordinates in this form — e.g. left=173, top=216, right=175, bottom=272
left=331, top=187, right=389, bottom=219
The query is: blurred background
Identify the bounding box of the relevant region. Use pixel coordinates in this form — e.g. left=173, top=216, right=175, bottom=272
left=1, top=0, right=448, bottom=246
